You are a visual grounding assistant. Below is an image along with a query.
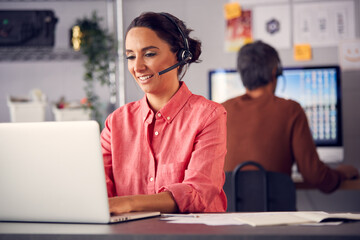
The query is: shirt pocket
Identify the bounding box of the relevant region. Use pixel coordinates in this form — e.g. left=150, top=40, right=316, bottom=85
left=156, top=161, right=187, bottom=187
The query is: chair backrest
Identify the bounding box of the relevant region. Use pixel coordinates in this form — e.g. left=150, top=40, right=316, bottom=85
left=227, top=161, right=296, bottom=212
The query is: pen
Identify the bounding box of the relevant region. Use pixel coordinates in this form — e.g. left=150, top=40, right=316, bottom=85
left=161, top=214, right=200, bottom=218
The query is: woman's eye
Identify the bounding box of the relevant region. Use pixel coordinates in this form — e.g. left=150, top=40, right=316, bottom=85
left=126, top=55, right=135, bottom=60
left=145, top=52, right=156, bottom=57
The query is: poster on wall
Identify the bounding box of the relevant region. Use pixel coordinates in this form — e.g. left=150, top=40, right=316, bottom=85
left=225, top=10, right=252, bottom=52
left=339, top=39, right=360, bottom=71
left=253, top=4, right=291, bottom=49
left=293, top=1, right=355, bottom=47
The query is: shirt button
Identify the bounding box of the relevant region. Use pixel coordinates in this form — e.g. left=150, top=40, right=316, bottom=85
left=154, top=131, right=159, bottom=136
left=167, top=116, right=171, bottom=120
left=157, top=113, right=161, bottom=117
left=149, top=177, right=154, bottom=182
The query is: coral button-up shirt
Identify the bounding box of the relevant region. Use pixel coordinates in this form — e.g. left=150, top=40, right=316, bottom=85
left=100, top=82, right=227, bottom=212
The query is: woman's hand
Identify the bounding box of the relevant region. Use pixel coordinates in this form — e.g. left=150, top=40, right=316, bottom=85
left=109, top=195, right=134, bottom=215
left=108, top=191, right=179, bottom=215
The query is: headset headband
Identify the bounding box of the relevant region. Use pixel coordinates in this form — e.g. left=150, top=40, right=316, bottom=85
left=159, top=12, right=192, bottom=62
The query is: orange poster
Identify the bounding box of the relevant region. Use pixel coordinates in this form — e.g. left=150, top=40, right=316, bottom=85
left=225, top=10, right=252, bottom=52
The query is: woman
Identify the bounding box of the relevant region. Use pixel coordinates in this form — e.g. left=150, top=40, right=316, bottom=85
left=101, top=12, right=227, bottom=214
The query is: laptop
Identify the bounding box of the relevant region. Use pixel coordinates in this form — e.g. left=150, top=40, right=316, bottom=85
left=0, top=121, right=160, bottom=224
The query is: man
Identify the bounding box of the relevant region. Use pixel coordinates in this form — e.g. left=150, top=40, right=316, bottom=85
left=222, top=40, right=358, bottom=193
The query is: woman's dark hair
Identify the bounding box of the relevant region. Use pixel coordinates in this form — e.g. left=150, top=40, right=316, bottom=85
left=237, top=40, right=281, bottom=90
left=126, top=12, right=202, bottom=77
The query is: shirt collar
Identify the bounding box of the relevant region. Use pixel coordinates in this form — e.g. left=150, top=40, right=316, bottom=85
left=140, top=96, right=153, bottom=124
left=140, top=81, right=192, bottom=124
left=241, top=91, right=274, bottom=103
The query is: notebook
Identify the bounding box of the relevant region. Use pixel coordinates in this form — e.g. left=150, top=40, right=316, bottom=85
left=0, top=121, right=160, bottom=224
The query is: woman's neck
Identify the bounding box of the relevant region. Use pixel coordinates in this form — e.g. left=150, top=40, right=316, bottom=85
left=147, top=81, right=181, bottom=112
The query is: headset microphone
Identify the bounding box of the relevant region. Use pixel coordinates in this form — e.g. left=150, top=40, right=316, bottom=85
left=158, top=13, right=193, bottom=76
left=158, top=61, right=185, bottom=76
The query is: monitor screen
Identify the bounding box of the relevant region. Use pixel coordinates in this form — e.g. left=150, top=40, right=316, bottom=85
left=276, top=66, right=342, bottom=147
left=208, top=66, right=342, bottom=148
left=208, top=69, right=245, bottom=104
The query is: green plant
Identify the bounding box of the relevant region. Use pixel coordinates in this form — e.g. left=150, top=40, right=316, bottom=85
left=74, top=11, right=117, bottom=126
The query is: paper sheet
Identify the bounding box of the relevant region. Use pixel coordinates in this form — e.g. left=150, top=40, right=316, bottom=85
left=161, top=212, right=360, bottom=227
left=161, top=213, right=245, bottom=226
left=253, top=4, right=291, bottom=49
left=293, top=1, right=355, bottom=47
left=339, top=39, right=360, bottom=70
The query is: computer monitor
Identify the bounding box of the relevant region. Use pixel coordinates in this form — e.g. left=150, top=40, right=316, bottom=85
left=208, top=66, right=343, bottom=163
left=208, top=69, right=244, bottom=103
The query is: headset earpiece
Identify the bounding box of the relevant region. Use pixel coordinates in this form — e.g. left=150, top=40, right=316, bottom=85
left=276, top=60, right=283, bottom=78
left=178, top=49, right=193, bottom=63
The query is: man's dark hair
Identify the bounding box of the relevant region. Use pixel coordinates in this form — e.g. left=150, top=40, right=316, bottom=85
left=237, top=40, right=281, bottom=90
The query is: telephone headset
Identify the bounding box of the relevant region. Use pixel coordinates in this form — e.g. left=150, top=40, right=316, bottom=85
left=276, top=58, right=286, bottom=92
left=275, top=57, right=283, bottom=78
left=158, top=13, right=193, bottom=76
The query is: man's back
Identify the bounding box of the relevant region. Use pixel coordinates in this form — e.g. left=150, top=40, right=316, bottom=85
left=223, top=92, right=343, bottom=193
left=225, top=40, right=358, bottom=194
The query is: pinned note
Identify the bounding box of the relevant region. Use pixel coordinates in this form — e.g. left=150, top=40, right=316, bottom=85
left=294, top=44, right=312, bottom=61
left=224, top=2, right=242, bottom=20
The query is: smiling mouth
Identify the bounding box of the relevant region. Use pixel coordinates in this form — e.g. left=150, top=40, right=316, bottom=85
left=138, top=75, right=154, bottom=82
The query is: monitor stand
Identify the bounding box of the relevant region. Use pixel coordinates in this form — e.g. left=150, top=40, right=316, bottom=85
left=316, top=146, right=344, bottom=164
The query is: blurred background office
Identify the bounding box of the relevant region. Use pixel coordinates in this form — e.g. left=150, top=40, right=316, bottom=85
left=1, top=0, right=359, bottom=211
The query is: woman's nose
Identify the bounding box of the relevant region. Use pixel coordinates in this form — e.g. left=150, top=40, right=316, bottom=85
left=134, top=57, right=146, bottom=72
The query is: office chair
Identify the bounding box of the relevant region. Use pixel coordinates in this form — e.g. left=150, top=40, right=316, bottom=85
left=225, top=161, right=296, bottom=212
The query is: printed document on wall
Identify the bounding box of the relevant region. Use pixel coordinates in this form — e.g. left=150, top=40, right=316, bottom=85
left=339, top=39, right=360, bottom=71
left=253, top=4, right=291, bottom=49
left=225, top=10, right=252, bottom=52
left=293, top=1, right=355, bottom=47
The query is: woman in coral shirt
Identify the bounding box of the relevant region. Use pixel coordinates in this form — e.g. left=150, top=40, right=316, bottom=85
left=101, top=12, right=227, bottom=214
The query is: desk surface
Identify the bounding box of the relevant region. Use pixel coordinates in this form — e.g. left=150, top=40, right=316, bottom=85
left=1, top=216, right=360, bottom=240
left=294, top=178, right=360, bottom=190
